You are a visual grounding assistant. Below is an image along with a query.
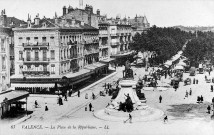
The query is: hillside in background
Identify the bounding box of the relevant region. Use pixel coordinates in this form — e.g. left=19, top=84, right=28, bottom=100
left=173, top=25, right=214, bottom=32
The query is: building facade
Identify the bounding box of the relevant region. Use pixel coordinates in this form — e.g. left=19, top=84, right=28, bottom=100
left=98, top=17, right=133, bottom=65
left=62, top=4, right=106, bottom=29
left=129, top=15, right=150, bottom=35
left=11, top=14, right=105, bottom=94
left=0, top=10, right=13, bottom=93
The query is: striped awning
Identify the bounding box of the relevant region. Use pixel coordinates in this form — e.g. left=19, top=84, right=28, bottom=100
left=11, top=83, right=56, bottom=88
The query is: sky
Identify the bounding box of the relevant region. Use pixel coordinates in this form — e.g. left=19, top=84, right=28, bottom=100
left=0, top=0, right=214, bottom=27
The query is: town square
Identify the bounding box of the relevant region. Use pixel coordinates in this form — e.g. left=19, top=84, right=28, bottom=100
left=1, top=0, right=214, bottom=135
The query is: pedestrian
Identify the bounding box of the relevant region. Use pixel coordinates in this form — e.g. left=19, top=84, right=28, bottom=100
left=211, top=85, right=213, bottom=92
left=104, top=83, right=106, bottom=89
left=78, top=90, right=80, bottom=97
left=124, top=113, right=132, bottom=123
left=45, top=103, right=48, bottom=111
left=207, top=105, right=211, bottom=114
left=196, top=79, right=198, bottom=84
left=163, top=115, right=168, bottom=123
left=159, top=95, right=162, bottom=103
left=193, top=78, right=195, bottom=84
left=212, top=97, right=214, bottom=104
left=89, top=103, right=92, bottom=111
left=85, top=106, right=87, bottom=111
left=197, top=96, right=201, bottom=104
left=85, top=93, right=88, bottom=99
left=69, top=89, right=72, bottom=97
left=92, top=92, right=95, bottom=100
left=64, top=94, right=67, bottom=101
left=200, top=95, right=203, bottom=103
left=35, top=100, right=38, bottom=108
left=189, top=88, right=192, bottom=96
left=185, top=90, right=188, bottom=98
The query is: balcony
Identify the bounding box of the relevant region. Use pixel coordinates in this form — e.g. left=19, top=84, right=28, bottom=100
left=22, top=71, right=50, bottom=76
left=2, top=65, right=6, bottom=71
left=23, top=58, right=50, bottom=64
left=110, top=33, right=117, bottom=36
left=67, top=41, right=77, bottom=46
left=1, top=48, right=6, bottom=53
left=99, top=44, right=108, bottom=49
left=22, top=42, right=49, bottom=50
left=110, top=42, right=120, bottom=46
left=84, top=50, right=99, bottom=55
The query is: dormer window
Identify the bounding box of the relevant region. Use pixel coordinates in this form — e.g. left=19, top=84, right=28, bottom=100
left=42, top=22, right=46, bottom=28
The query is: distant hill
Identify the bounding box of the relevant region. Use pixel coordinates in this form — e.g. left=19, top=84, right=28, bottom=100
left=173, top=25, right=214, bottom=32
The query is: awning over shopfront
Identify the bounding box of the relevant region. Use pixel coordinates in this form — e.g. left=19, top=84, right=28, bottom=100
left=11, top=83, right=56, bottom=88
left=84, top=62, right=108, bottom=71
left=110, top=51, right=134, bottom=58
left=0, top=90, right=29, bottom=104
left=65, top=69, right=93, bottom=79
left=100, top=58, right=116, bottom=63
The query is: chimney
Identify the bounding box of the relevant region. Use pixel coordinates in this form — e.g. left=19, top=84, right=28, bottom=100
left=81, top=21, right=84, bottom=26
left=63, top=6, right=67, bottom=16
left=34, top=13, right=40, bottom=25
left=71, top=18, right=75, bottom=26
left=27, top=14, right=31, bottom=28
left=54, top=12, right=59, bottom=24
left=97, top=9, right=100, bottom=15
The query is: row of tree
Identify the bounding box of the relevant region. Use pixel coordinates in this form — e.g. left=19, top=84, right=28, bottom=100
left=183, top=31, right=214, bottom=67
left=130, top=25, right=214, bottom=67
left=130, top=25, right=194, bottom=65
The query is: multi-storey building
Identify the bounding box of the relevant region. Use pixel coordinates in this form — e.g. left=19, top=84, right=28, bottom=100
left=99, top=17, right=133, bottom=65
left=0, top=25, right=11, bottom=93
left=10, top=14, right=105, bottom=94
left=62, top=4, right=106, bottom=29
left=0, top=9, right=26, bottom=92
left=129, top=15, right=150, bottom=35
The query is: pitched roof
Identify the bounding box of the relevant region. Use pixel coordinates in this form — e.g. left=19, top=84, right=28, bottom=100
left=7, top=17, right=27, bottom=27
left=14, top=17, right=98, bottom=30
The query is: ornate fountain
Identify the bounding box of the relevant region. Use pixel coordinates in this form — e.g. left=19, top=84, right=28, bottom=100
left=94, top=61, right=164, bottom=122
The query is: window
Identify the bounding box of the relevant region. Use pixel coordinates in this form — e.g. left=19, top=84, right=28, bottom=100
left=35, top=65, right=39, bottom=71
left=43, top=65, right=47, bottom=72
left=50, top=50, right=55, bottom=60
left=34, top=37, right=38, bottom=44
left=19, top=65, right=22, bottom=74
left=26, top=37, right=30, bottom=44
left=51, top=64, right=55, bottom=74
left=19, top=51, right=23, bottom=60
left=26, top=51, right=31, bottom=61
left=61, top=64, right=64, bottom=73
left=50, top=36, right=54, bottom=43
left=64, top=63, right=66, bottom=72
left=43, top=50, right=47, bottom=61
left=35, top=51, right=39, bottom=61
left=27, top=65, right=31, bottom=71
left=42, top=37, right=46, bottom=43
left=19, top=37, right=23, bottom=44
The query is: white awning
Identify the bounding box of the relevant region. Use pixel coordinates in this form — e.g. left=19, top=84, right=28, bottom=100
left=11, top=83, right=55, bottom=88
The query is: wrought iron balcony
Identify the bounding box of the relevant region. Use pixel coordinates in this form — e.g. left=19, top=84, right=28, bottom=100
left=110, top=42, right=120, bottom=46
left=2, top=65, right=6, bottom=71
left=22, top=71, right=50, bottom=76
left=1, top=48, right=6, bottom=52
left=22, top=42, right=49, bottom=50
left=23, top=58, right=50, bottom=63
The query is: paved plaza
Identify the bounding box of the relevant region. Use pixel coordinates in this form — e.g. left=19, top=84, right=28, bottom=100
left=1, top=66, right=214, bottom=135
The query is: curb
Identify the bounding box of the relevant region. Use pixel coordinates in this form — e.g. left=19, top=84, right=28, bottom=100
left=71, top=71, right=117, bottom=97
left=11, top=115, right=32, bottom=125
left=29, top=94, right=58, bottom=98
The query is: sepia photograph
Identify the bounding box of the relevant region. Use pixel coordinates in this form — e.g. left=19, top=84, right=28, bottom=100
left=0, top=0, right=214, bottom=135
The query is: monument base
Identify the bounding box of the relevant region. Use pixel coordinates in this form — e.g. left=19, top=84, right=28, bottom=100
left=94, top=107, right=164, bottom=122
